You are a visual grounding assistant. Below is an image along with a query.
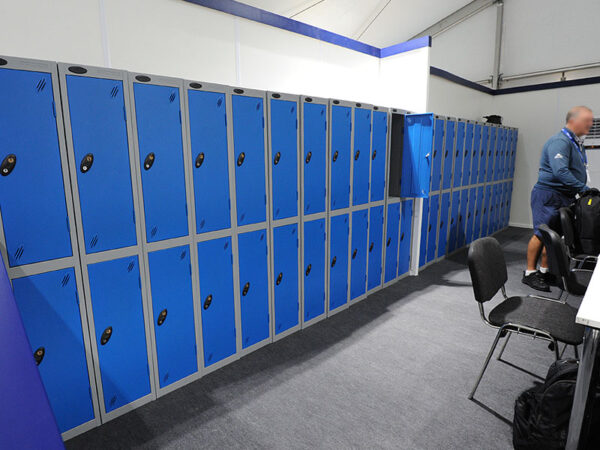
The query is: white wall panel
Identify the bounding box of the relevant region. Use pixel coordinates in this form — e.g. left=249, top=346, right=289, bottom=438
left=380, top=47, right=430, bottom=112
left=427, top=76, right=493, bottom=121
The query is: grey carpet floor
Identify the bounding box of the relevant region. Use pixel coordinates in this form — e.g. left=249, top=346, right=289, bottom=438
left=67, top=227, right=580, bottom=450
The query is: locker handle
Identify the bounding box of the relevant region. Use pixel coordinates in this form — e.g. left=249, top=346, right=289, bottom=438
left=157, top=309, right=167, bottom=326
left=331, top=256, right=337, bottom=267
left=468, top=212, right=471, bottom=218
left=445, top=150, right=448, bottom=157
left=1, top=154, right=16, bottom=176
left=369, top=242, right=374, bottom=252
left=80, top=153, right=94, bottom=173
left=273, top=151, right=281, bottom=165
left=354, top=150, right=360, bottom=161
left=332, top=150, right=339, bottom=162
left=464, top=150, right=468, bottom=157
left=276, top=272, right=283, bottom=285
left=144, top=152, right=155, bottom=170
left=33, top=347, right=45, bottom=366
left=237, top=152, right=245, bottom=166
left=450, top=218, right=454, bottom=224
left=440, top=221, right=444, bottom=227
left=433, top=150, right=437, bottom=157
left=425, top=152, right=430, bottom=160
left=305, top=151, right=312, bottom=164
left=100, top=326, right=113, bottom=345
left=386, top=237, right=391, bottom=247
left=242, top=282, right=250, bottom=296
left=352, top=249, right=357, bottom=259
left=195, top=152, right=205, bottom=168
left=203, top=294, right=213, bottom=310
left=400, top=232, right=404, bottom=241
left=305, top=264, right=311, bottom=276
left=372, top=150, right=377, bottom=160
left=428, top=224, right=431, bottom=232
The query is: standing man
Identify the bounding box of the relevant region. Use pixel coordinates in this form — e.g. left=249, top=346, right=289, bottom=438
left=523, top=106, right=594, bottom=291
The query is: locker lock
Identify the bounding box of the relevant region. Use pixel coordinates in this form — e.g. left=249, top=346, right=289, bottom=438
left=400, top=232, right=404, bottom=241
left=237, top=152, right=245, bottom=166
left=276, top=272, right=283, bottom=285
left=1, top=154, right=16, bottom=176
left=273, top=151, right=281, bottom=165
left=386, top=237, right=391, bottom=247
left=450, top=218, right=454, bottom=225
left=428, top=224, right=431, bottom=232
left=352, top=249, right=357, bottom=259
left=440, top=221, right=444, bottom=227
left=445, top=150, right=448, bottom=157
left=203, top=294, right=213, bottom=310
left=433, top=150, right=437, bottom=157
left=242, top=282, right=250, bottom=296
left=331, top=256, right=337, bottom=267
left=467, top=212, right=471, bottom=218
left=305, top=151, right=312, bottom=164
left=157, top=309, right=168, bottom=326
left=372, top=150, right=377, bottom=160
left=369, top=242, right=374, bottom=252
left=305, top=264, right=311, bottom=276
left=80, top=153, right=94, bottom=173
left=100, top=326, right=113, bottom=345
left=332, top=151, right=338, bottom=162
left=144, top=152, right=155, bottom=170
left=354, top=150, right=360, bottom=161
left=195, top=152, right=205, bottom=168
left=33, top=347, right=45, bottom=366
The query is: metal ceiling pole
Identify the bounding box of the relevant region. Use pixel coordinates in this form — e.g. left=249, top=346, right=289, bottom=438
left=491, top=0, right=504, bottom=89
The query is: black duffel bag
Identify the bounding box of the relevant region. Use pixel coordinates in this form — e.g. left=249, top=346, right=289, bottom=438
left=572, top=189, right=600, bottom=255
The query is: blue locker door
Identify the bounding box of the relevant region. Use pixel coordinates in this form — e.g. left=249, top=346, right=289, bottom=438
left=232, top=94, right=266, bottom=226
left=398, top=200, right=413, bottom=275
left=133, top=83, right=188, bottom=242
left=270, top=99, right=298, bottom=220
left=486, top=127, right=496, bottom=182
left=367, top=205, right=384, bottom=290
left=419, top=197, right=429, bottom=267
left=238, top=229, right=270, bottom=349
left=447, top=191, right=461, bottom=253
left=462, top=122, right=474, bottom=186
left=500, top=129, right=508, bottom=180
left=0, top=68, right=72, bottom=266
left=188, top=89, right=231, bottom=233
left=350, top=209, right=368, bottom=299
left=329, top=214, right=349, bottom=310
left=330, top=105, right=351, bottom=210
left=494, top=129, right=502, bottom=181
left=304, top=219, right=326, bottom=322
left=473, top=186, right=484, bottom=240
left=384, top=203, right=400, bottom=283
left=442, top=120, right=455, bottom=190
left=478, top=126, right=488, bottom=184
left=426, top=194, right=439, bottom=263
left=303, top=102, right=327, bottom=215
left=504, top=131, right=512, bottom=179
left=431, top=118, right=444, bottom=192
left=65, top=75, right=136, bottom=253
left=465, top=188, right=477, bottom=244
left=470, top=124, right=482, bottom=185
left=198, top=237, right=236, bottom=366
left=370, top=110, right=387, bottom=202
left=148, top=245, right=197, bottom=388
left=273, top=224, right=299, bottom=334
left=12, top=268, right=94, bottom=432
left=453, top=121, right=465, bottom=188
left=402, top=114, right=433, bottom=198
left=87, top=256, right=150, bottom=412
left=457, top=190, right=469, bottom=248
left=352, top=107, right=371, bottom=205
left=437, top=192, right=450, bottom=258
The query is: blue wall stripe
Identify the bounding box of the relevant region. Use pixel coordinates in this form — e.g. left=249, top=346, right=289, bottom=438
left=380, top=36, right=432, bottom=57
left=429, top=66, right=494, bottom=95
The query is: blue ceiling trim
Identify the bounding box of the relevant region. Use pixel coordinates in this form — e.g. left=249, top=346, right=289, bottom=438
left=430, top=66, right=494, bottom=95
left=183, top=0, right=430, bottom=58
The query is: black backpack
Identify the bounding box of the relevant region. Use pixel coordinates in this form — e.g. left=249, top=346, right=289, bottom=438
left=572, top=190, right=600, bottom=255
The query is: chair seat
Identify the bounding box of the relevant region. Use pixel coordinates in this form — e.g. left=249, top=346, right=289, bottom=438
left=568, top=270, right=592, bottom=296
left=488, top=296, right=584, bottom=345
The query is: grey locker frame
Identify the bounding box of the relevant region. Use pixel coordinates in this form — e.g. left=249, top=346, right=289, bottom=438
left=0, top=55, right=102, bottom=441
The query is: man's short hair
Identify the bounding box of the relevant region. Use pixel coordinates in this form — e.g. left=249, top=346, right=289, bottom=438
left=566, top=106, right=592, bottom=123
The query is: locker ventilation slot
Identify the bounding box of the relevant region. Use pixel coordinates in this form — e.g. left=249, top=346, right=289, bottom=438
left=110, top=85, right=119, bottom=98
left=90, top=235, right=99, bottom=248
left=61, top=273, right=70, bottom=287
left=127, top=261, right=135, bottom=272
left=14, top=245, right=24, bottom=261
left=180, top=250, right=187, bottom=260
left=36, top=78, right=47, bottom=92
left=169, top=92, right=176, bottom=103
left=150, top=227, right=158, bottom=238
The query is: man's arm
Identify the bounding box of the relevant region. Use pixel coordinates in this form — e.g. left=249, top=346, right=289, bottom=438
left=547, top=139, right=588, bottom=192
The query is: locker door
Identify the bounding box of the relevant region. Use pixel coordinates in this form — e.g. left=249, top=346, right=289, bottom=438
left=352, top=107, right=371, bottom=205
left=481, top=185, right=492, bottom=237
left=303, top=219, right=326, bottom=322
left=470, top=124, right=482, bottom=185
left=330, top=105, right=351, bottom=210
left=133, top=83, right=188, bottom=242
left=367, top=205, right=384, bottom=290
left=370, top=110, right=387, bottom=202
left=350, top=209, right=368, bottom=299
left=465, top=188, right=477, bottom=244
left=505, top=131, right=513, bottom=179
left=419, top=197, right=429, bottom=267
left=65, top=75, right=136, bottom=253
left=329, top=214, right=349, bottom=311
left=500, top=128, right=508, bottom=180
left=478, top=126, right=488, bottom=184
left=232, top=94, right=266, bottom=226
left=198, top=237, right=236, bottom=367
left=0, top=68, right=72, bottom=266
left=494, top=129, right=503, bottom=181
left=12, top=268, right=94, bottom=433
left=147, top=245, right=197, bottom=388
left=273, top=223, right=299, bottom=334
left=384, top=203, right=400, bottom=283
left=486, top=127, right=496, bottom=182
left=402, top=114, right=433, bottom=198
left=447, top=191, right=461, bottom=253
left=398, top=200, right=413, bottom=275
left=457, top=190, right=469, bottom=248
left=87, top=256, right=150, bottom=412
left=452, top=122, right=465, bottom=188
left=426, top=194, right=439, bottom=263
left=474, top=186, right=485, bottom=240
left=462, top=122, right=473, bottom=186
left=270, top=98, right=298, bottom=220
left=437, top=192, right=450, bottom=258
left=188, top=89, right=231, bottom=233
left=303, top=102, right=327, bottom=215
left=442, top=120, right=455, bottom=190
left=238, top=229, right=270, bottom=349
left=431, top=117, right=444, bottom=192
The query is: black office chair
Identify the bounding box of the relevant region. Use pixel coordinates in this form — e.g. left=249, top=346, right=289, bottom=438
left=467, top=237, right=584, bottom=399
left=558, top=207, right=597, bottom=269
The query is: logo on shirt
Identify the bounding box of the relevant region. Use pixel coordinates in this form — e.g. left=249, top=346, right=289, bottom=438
left=554, top=153, right=563, bottom=159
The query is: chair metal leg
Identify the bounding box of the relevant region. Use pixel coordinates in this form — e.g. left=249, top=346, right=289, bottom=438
left=574, top=345, right=580, bottom=359
left=553, top=338, right=560, bottom=360
left=469, top=327, right=504, bottom=400
left=560, top=343, right=568, bottom=358
left=497, top=331, right=511, bottom=360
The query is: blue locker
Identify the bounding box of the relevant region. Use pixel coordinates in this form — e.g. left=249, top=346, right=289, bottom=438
left=198, top=237, right=236, bottom=366
left=188, top=89, right=231, bottom=233
left=437, top=192, right=450, bottom=258
left=384, top=203, right=400, bottom=283
left=465, top=188, right=477, bottom=244
left=232, top=94, right=266, bottom=226
left=431, top=117, right=444, bottom=192
left=447, top=190, right=461, bottom=253
left=147, top=246, right=197, bottom=388
left=350, top=209, right=368, bottom=299
left=330, top=105, right=352, bottom=210
left=470, top=124, right=482, bottom=185
left=426, top=194, right=439, bottom=263
left=0, top=68, right=72, bottom=266
left=504, top=130, right=512, bottom=179
left=473, top=186, right=485, bottom=240
left=329, top=214, right=349, bottom=311
left=12, top=268, right=94, bottom=432
left=494, top=128, right=504, bottom=181
left=462, top=122, right=474, bottom=186
left=478, top=125, right=489, bottom=184
left=398, top=200, right=413, bottom=275
left=501, top=128, right=508, bottom=180
left=370, top=110, right=388, bottom=202
left=133, top=83, right=188, bottom=242
left=303, top=101, right=327, bottom=215
left=238, top=229, right=270, bottom=348
left=486, top=127, right=497, bottom=182
left=442, top=119, right=455, bottom=190
left=367, top=205, right=384, bottom=290
left=65, top=75, right=137, bottom=253
left=457, top=189, right=469, bottom=248
left=453, top=121, right=465, bottom=188
left=87, top=256, right=150, bottom=412
left=303, top=219, right=326, bottom=322
left=273, top=223, right=299, bottom=334
left=419, top=197, right=429, bottom=267
left=270, top=98, right=298, bottom=220
left=352, top=107, right=371, bottom=205
left=401, top=114, right=433, bottom=198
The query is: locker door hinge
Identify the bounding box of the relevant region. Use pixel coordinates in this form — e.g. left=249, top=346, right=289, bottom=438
left=296, top=119, right=298, bottom=129
left=264, top=194, right=267, bottom=205
left=179, top=110, right=182, bottom=124
left=224, top=113, right=227, bottom=127
left=194, top=344, right=197, bottom=356
left=324, top=120, right=327, bottom=131
left=147, top=364, right=149, bottom=377
left=262, top=117, right=265, bottom=128
left=75, top=290, right=79, bottom=306
left=185, top=204, right=188, bottom=217
left=228, top=199, right=231, bottom=211
left=123, top=106, right=127, bottom=122
left=233, top=327, right=236, bottom=337
left=52, top=101, right=56, bottom=118
left=89, top=387, right=93, bottom=403
left=133, top=209, right=136, bottom=225
left=138, top=276, right=141, bottom=289
left=66, top=216, right=70, bottom=233
left=189, top=263, right=191, bottom=275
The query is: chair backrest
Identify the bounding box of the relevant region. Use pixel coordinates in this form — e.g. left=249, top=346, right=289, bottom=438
left=467, top=237, right=508, bottom=303
left=559, top=207, right=576, bottom=250
left=538, top=224, right=571, bottom=291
